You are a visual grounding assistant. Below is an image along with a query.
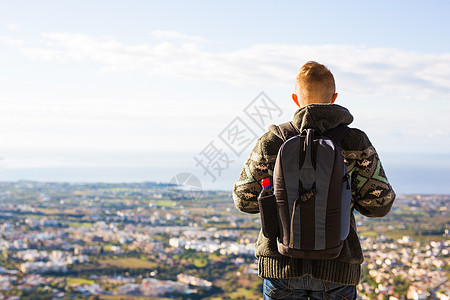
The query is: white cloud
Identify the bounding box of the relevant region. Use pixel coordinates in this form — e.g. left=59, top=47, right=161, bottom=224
left=0, top=35, right=24, bottom=47
left=150, top=30, right=205, bottom=42
left=5, top=23, right=18, bottom=31
left=1, top=31, right=449, bottom=100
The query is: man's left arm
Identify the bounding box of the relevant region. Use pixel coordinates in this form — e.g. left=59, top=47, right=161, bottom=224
left=232, top=132, right=280, bottom=214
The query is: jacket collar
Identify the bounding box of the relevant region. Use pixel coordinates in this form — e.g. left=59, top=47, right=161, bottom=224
left=292, top=104, right=354, bottom=133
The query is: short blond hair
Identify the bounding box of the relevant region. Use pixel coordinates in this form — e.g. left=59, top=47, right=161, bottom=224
left=295, top=61, right=335, bottom=103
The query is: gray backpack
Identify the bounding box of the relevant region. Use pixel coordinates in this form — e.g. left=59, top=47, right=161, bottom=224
left=273, top=122, right=351, bottom=259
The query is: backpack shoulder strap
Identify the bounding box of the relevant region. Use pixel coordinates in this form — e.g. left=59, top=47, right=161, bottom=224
left=277, top=121, right=300, bottom=142
left=324, top=124, right=350, bottom=144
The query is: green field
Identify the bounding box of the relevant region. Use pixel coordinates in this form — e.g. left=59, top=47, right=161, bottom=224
left=384, top=230, right=446, bottom=242
left=98, top=257, right=157, bottom=269
left=191, top=257, right=208, bottom=268
left=100, top=295, right=170, bottom=300
left=67, top=222, right=93, bottom=228
left=66, top=277, right=96, bottom=286
left=153, top=200, right=175, bottom=207
left=359, top=231, right=378, bottom=237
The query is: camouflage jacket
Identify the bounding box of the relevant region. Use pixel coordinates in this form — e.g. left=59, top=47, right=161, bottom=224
left=232, top=103, right=396, bottom=284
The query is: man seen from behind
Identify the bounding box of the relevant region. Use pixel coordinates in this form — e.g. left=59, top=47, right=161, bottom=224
left=233, top=61, right=396, bottom=299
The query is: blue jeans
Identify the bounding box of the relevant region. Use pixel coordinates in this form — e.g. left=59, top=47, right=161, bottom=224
left=263, top=276, right=357, bottom=299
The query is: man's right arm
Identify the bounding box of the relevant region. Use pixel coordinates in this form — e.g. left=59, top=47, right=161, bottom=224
left=343, top=129, right=396, bottom=217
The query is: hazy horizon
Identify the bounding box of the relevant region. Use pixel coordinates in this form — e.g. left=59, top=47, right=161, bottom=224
left=1, top=151, right=449, bottom=194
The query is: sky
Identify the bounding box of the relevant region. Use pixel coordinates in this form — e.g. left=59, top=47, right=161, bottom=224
left=0, top=0, right=449, bottom=193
